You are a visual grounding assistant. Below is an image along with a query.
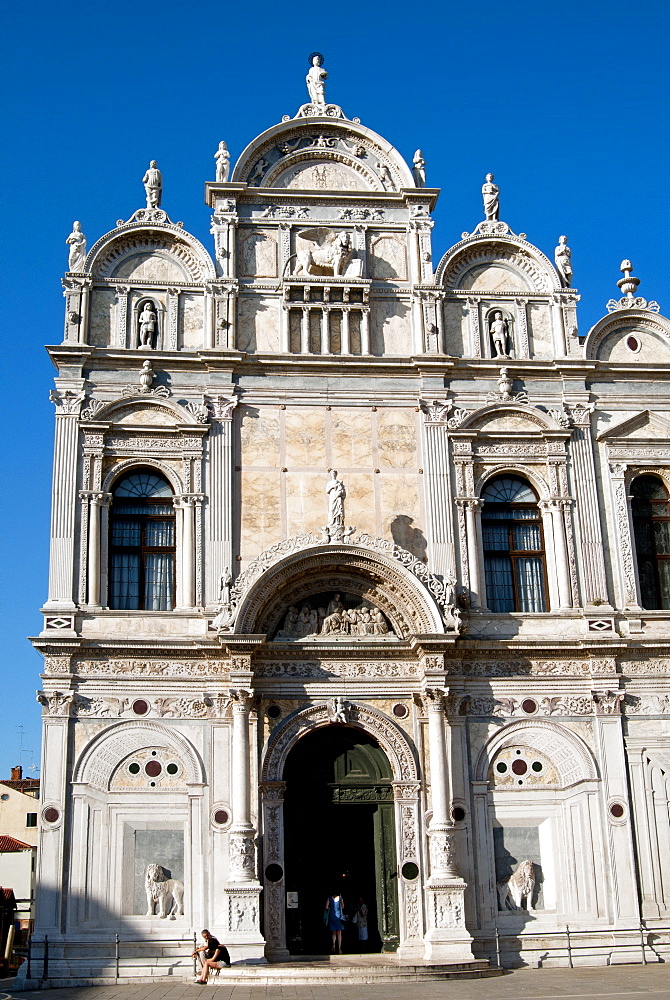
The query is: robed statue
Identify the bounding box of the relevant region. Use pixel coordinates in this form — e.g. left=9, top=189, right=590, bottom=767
left=306, top=52, right=327, bottom=106
left=143, top=160, right=163, bottom=208
left=482, top=173, right=499, bottom=221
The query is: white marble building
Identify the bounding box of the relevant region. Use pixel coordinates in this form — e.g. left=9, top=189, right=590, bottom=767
left=29, top=57, right=670, bottom=980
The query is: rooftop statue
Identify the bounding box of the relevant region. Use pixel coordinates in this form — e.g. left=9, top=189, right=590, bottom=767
left=143, top=160, right=163, bottom=208
left=482, top=172, right=499, bottom=221
left=66, top=221, right=86, bottom=273
left=215, top=141, right=230, bottom=183
left=554, top=235, right=573, bottom=287
left=306, top=52, right=327, bottom=106
left=413, top=150, right=426, bottom=187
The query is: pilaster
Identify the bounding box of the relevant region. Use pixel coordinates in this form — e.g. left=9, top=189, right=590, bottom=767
left=45, top=385, right=85, bottom=611
left=206, top=395, right=238, bottom=608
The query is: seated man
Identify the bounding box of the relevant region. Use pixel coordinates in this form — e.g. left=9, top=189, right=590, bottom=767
left=193, top=928, right=230, bottom=983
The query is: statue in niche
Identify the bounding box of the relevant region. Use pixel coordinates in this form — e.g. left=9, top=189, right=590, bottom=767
left=413, top=150, right=426, bottom=187
left=497, top=859, right=536, bottom=912
left=490, top=311, right=510, bottom=358
left=215, top=141, right=230, bottom=182
left=306, top=52, right=327, bottom=105
left=143, top=160, right=163, bottom=208
left=554, top=235, right=573, bottom=287
left=139, top=302, right=157, bottom=347
left=145, top=863, right=185, bottom=919
left=294, top=230, right=353, bottom=278
left=66, top=221, right=86, bottom=272
left=482, top=172, right=499, bottom=221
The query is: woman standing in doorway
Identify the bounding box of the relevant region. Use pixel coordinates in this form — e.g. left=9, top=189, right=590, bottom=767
left=325, top=890, right=345, bottom=954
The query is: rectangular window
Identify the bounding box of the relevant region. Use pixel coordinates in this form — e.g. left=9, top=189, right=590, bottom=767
left=26, top=813, right=37, bottom=827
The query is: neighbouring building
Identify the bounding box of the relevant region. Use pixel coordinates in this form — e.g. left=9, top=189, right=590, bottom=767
left=28, top=56, right=670, bottom=981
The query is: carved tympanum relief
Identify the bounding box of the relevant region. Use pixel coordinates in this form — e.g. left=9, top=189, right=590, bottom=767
left=274, top=591, right=396, bottom=640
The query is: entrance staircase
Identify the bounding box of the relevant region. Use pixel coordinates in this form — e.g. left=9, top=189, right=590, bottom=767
left=15, top=946, right=502, bottom=987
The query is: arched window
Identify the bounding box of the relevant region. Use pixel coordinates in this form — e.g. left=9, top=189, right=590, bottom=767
left=631, top=475, right=670, bottom=610
left=481, top=475, right=547, bottom=613
left=109, top=470, right=175, bottom=611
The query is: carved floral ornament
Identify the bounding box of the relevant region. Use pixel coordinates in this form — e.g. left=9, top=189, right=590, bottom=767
left=435, top=240, right=558, bottom=294
left=215, top=536, right=457, bottom=638
left=261, top=702, right=418, bottom=783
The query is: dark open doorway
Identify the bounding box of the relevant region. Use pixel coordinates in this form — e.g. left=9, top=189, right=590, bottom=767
left=282, top=725, right=399, bottom=955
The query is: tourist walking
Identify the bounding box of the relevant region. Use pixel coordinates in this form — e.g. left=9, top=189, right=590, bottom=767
left=325, top=891, right=346, bottom=953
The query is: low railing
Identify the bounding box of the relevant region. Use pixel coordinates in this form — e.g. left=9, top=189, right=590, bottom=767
left=490, top=923, right=670, bottom=969
left=25, top=933, right=199, bottom=981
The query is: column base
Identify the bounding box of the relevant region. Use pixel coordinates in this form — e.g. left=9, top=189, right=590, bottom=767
left=222, top=884, right=267, bottom=963
left=423, top=880, right=475, bottom=963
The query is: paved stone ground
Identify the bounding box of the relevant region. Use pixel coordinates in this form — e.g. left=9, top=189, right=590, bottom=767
left=2, top=965, right=669, bottom=1000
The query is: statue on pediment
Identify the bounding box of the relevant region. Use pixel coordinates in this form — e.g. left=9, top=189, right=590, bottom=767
left=215, top=141, right=230, bottom=183
left=554, top=235, right=573, bottom=287
left=143, top=161, right=163, bottom=209
left=306, top=52, right=327, bottom=106
left=66, top=221, right=86, bottom=272
left=482, top=173, right=499, bottom=221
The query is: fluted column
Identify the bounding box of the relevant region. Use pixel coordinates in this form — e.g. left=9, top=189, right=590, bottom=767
left=464, top=499, right=485, bottom=608
left=421, top=688, right=473, bottom=962
left=567, top=404, right=610, bottom=605
left=86, top=492, right=109, bottom=607
left=361, top=308, right=370, bottom=355
left=181, top=497, right=195, bottom=608
left=421, top=406, right=456, bottom=581
left=320, top=309, right=329, bottom=355
left=229, top=689, right=256, bottom=882
left=549, top=500, right=572, bottom=609
left=206, top=396, right=238, bottom=607
left=46, top=387, right=85, bottom=609
left=540, top=502, right=560, bottom=609
left=300, top=307, right=310, bottom=354
left=341, top=309, right=350, bottom=355
left=422, top=690, right=457, bottom=878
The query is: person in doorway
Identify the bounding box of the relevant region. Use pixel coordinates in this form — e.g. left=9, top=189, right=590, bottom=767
left=355, top=897, right=369, bottom=948
left=325, top=890, right=345, bottom=954
left=193, top=928, right=230, bottom=983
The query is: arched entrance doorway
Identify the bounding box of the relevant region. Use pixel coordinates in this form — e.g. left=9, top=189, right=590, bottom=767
left=282, top=726, right=399, bottom=954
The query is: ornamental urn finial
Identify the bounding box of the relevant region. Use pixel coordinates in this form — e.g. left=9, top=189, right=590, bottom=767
left=617, top=259, right=641, bottom=298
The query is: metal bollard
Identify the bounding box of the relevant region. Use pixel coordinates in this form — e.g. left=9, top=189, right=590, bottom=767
left=566, top=925, right=573, bottom=969
left=42, top=935, right=49, bottom=982
left=26, top=935, right=31, bottom=980
left=640, top=924, right=647, bottom=966
left=116, top=933, right=120, bottom=978
left=193, top=933, right=198, bottom=977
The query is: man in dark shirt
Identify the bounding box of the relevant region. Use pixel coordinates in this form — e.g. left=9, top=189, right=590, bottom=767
left=192, top=928, right=231, bottom=982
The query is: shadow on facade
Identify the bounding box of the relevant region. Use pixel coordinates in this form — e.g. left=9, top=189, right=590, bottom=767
left=16, top=886, right=199, bottom=987
left=389, top=515, right=427, bottom=562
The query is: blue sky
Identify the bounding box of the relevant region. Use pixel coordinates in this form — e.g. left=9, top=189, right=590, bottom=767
left=1, top=0, right=668, bottom=776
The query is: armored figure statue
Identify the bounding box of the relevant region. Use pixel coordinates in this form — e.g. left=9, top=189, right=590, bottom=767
left=66, top=221, right=86, bottom=272
left=139, top=302, right=157, bottom=347
left=482, top=172, right=499, bottom=221
left=306, top=52, right=327, bottom=106
left=143, top=160, right=163, bottom=208
left=490, top=311, right=510, bottom=358
left=215, top=141, right=230, bottom=183
left=554, top=235, right=573, bottom=287
left=413, top=150, right=426, bottom=187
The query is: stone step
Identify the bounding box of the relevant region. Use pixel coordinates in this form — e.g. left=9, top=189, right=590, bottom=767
left=20, top=958, right=502, bottom=987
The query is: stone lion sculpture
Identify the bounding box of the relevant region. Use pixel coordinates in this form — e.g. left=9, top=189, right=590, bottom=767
left=145, top=863, right=185, bottom=919
left=497, top=859, right=535, bottom=912
left=294, top=230, right=353, bottom=277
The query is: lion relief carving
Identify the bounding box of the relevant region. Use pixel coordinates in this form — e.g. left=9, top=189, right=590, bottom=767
left=497, top=859, right=536, bottom=912
left=145, top=863, right=185, bottom=919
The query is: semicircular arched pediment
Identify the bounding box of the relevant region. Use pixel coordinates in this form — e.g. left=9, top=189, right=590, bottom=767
left=87, top=228, right=215, bottom=282
left=232, top=542, right=448, bottom=638
left=475, top=719, right=598, bottom=788
left=436, top=239, right=560, bottom=295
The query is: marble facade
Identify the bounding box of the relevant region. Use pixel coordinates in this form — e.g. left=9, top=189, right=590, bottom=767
left=28, top=59, right=670, bottom=983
